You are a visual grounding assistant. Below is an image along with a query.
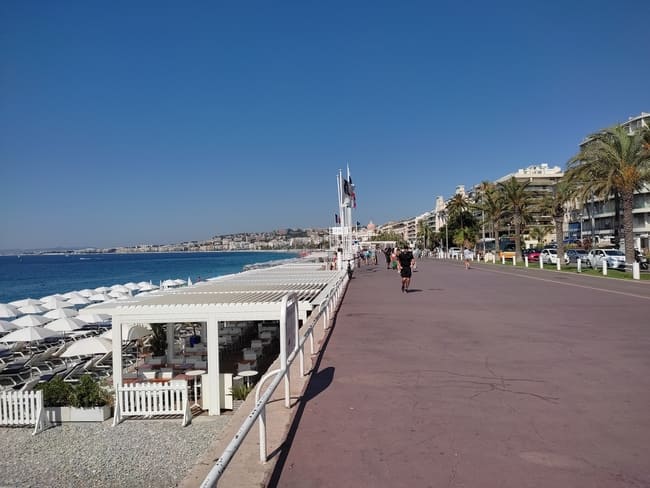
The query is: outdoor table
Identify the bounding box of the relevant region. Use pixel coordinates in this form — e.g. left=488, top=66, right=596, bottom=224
left=239, top=370, right=258, bottom=387
left=186, top=369, right=206, bottom=406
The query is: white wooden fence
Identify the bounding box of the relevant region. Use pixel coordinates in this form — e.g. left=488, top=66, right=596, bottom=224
left=113, top=380, right=191, bottom=427
left=0, top=390, right=48, bottom=435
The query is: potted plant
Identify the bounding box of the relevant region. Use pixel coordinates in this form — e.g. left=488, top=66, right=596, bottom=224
left=230, top=383, right=253, bottom=410
left=149, top=323, right=168, bottom=357
left=37, top=375, right=112, bottom=423
left=37, top=376, right=74, bottom=423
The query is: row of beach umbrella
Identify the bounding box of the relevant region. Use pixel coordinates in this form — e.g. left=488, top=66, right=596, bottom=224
left=0, top=278, right=191, bottom=321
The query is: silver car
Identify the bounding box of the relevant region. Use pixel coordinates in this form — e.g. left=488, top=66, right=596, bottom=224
left=587, top=248, right=626, bottom=270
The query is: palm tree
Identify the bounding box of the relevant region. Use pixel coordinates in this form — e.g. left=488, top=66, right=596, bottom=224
left=497, top=177, right=531, bottom=257
left=537, top=180, right=575, bottom=264
left=445, top=193, right=470, bottom=228
left=475, top=180, right=494, bottom=242
left=416, top=220, right=434, bottom=250
left=481, top=185, right=504, bottom=253
left=528, top=225, right=551, bottom=247
left=567, top=126, right=650, bottom=263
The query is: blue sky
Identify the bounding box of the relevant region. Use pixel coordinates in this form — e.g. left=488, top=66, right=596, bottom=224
left=1, top=1, right=649, bottom=250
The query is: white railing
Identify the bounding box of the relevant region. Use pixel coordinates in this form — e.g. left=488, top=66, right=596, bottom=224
left=200, top=272, right=349, bottom=487
left=0, top=390, right=48, bottom=435
left=113, top=380, right=191, bottom=427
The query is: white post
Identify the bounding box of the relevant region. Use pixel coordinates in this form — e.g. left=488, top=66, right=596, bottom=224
left=556, top=259, right=561, bottom=271
left=166, top=322, right=174, bottom=365
left=206, top=315, right=221, bottom=415
left=492, top=253, right=496, bottom=264
left=501, top=255, right=505, bottom=265
left=539, top=258, right=543, bottom=270
left=632, top=262, right=640, bottom=280
left=524, top=256, right=528, bottom=267
left=603, top=260, right=608, bottom=276
left=512, top=255, right=516, bottom=266
left=577, top=258, right=582, bottom=273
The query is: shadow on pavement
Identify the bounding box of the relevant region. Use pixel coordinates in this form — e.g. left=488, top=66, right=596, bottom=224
left=266, top=322, right=337, bottom=487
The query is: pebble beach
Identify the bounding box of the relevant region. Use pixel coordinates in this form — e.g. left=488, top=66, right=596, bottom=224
left=0, top=416, right=232, bottom=488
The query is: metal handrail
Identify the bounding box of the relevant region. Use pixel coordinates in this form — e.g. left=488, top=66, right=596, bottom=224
left=200, top=272, right=349, bottom=487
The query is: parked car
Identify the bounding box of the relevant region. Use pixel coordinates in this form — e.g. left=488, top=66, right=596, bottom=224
left=540, top=248, right=570, bottom=265
left=448, top=247, right=462, bottom=258
left=521, top=249, right=541, bottom=262
left=587, top=248, right=626, bottom=270
left=566, top=249, right=589, bottom=264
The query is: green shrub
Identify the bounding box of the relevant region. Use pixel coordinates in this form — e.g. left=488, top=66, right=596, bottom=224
left=230, top=383, right=253, bottom=401
left=36, top=374, right=109, bottom=408
left=69, top=375, right=110, bottom=408
left=36, top=376, right=74, bottom=407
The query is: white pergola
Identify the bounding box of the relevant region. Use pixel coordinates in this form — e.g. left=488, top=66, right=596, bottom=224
left=88, top=263, right=345, bottom=415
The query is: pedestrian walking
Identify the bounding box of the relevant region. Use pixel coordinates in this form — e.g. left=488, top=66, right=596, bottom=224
left=463, top=247, right=473, bottom=269
left=397, top=246, right=415, bottom=293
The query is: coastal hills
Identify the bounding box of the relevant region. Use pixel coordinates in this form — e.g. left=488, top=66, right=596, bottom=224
left=2, top=228, right=331, bottom=256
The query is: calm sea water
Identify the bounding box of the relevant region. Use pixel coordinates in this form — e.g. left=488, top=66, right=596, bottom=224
left=0, top=251, right=299, bottom=304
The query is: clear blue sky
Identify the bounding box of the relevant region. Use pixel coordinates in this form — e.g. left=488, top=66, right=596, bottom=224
left=1, top=1, right=649, bottom=250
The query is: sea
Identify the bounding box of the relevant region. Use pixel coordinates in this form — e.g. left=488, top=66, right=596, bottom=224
left=0, top=251, right=299, bottom=304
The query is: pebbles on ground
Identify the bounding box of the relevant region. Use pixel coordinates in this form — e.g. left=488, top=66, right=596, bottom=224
left=0, top=416, right=232, bottom=488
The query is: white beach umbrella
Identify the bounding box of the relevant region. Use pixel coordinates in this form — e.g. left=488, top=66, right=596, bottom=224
left=45, top=317, right=87, bottom=333
left=9, top=298, right=42, bottom=308
left=67, top=295, right=91, bottom=306
left=110, top=284, right=130, bottom=293
left=162, top=279, right=177, bottom=288
left=174, top=279, right=186, bottom=286
left=0, top=326, right=58, bottom=343
left=124, top=282, right=139, bottom=291
left=18, top=304, right=48, bottom=314
left=108, top=290, right=128, bottom=299
left=138, top=283, right=158, bottom=291
left=42, top=299, right=75, bottom=310
left=94, top=286, right=111, bottom=293
left=43, top=308, right=78, bottom=320
left=89, top=293, right=112, bottom=302
left=0, top=304, right=20, bottom=319
left=12, top=314, right=52, bottom=327
left=76, top=312, right=111, bottom=324
left=0, top=320, right=20, bottom=333
left=40, top=294, right=66, bottom=303
left=126, top=325, right=152, bottom=340
left=78, top=289, right=94, bottom=297
left=102, top=324, right=151, bottom=341
left=60, top=337, right=112, bottom=357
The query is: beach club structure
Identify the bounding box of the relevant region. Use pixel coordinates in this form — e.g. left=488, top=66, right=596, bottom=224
left=86, top=260, right=346, bottom=417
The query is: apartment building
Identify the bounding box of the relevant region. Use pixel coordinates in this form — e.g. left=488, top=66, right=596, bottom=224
left=576, top=112, right=650, bottom=251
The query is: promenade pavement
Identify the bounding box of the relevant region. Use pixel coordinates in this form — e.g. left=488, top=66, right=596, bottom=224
left=264, top=258, right=650, bottom=487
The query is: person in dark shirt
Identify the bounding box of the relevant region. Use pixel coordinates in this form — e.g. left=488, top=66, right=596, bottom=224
left=397, top=246, right=415, bottom=293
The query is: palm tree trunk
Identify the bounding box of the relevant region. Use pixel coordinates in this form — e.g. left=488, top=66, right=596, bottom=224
left=622, top=191, right=635, bottom=263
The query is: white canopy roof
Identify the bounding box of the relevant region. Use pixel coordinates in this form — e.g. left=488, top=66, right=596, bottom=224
left=90, top=263, right=343, bottom=324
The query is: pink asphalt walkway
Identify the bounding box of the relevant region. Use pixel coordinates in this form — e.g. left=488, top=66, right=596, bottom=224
left=267, top=258, right=650, bottom=488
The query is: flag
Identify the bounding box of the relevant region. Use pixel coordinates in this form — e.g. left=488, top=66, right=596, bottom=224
left=335, top=213, right=340, bottom=224
left=343, top=179, right=351, bottom=197
left=356, top=221, right=361, bottom=227
left=349, top=177, right=357, bottom=208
